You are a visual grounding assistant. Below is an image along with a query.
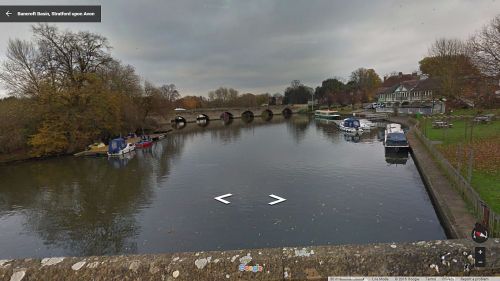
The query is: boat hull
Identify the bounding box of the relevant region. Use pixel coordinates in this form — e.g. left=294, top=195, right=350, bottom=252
left=108, top=144, right=135, bottom=157
left=136, top=141, right=153, bottom=148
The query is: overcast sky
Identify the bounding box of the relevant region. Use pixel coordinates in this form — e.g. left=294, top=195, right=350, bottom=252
left=0, top=0, right=499, bottom=97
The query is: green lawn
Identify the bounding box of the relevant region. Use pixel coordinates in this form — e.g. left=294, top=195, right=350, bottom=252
left=448, top=108, right=500, bottom=116
left=421, top=119, right=500, bottom=145
left=419, top=118, right=500, bottom=213
left=472, top=171, right=500, bottom=213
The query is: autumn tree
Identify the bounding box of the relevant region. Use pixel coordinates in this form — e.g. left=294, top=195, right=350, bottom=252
left=349, top=68, right=381, bottom=102
left=177, top=95, right=204, bottom=109
left=419, top=38, right=479, bottom=101
left=0, top=24, right=153, bottom=157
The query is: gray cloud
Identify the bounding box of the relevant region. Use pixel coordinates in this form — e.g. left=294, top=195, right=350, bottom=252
left=0, top=0, right=499, bottom=96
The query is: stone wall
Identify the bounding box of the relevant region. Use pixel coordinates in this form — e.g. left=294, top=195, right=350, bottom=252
left=0, top=239, right=498, bottom=280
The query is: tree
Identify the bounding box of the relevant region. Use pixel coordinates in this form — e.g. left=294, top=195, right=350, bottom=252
left=255, top=93, right=270, bottom=106
left=29, top=74, right=122, bottom=156
left=207, top=87, right=239, bottom=107
left=419, top=38, right=479, bottom=100
left=0, top=39, right=41, bottom=97
left=349, top=68, right=381, bottom=102
left=33, top=24, right=112, bottom=89
left=284, top=81, right=313, bottom=104
left=315, top=78, right=345, bottom=107
left=469, top=15, right=500, bottom=77
left=237, top=93, right=257, bottom=107
left=177, top=96, right=203, bottom=109
left=159, top=84, right=180, bottom=102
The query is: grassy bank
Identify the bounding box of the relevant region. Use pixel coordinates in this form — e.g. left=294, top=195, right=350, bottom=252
left=421, top=118, right=500, bottom=212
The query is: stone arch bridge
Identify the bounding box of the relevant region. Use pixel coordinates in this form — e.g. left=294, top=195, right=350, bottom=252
left=157, top=105, right=304, bottom=125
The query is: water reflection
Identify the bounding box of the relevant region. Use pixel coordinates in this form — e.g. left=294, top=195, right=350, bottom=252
left=343, top=132, right=361, bottom=143
left=0, top=115, right=444, bottom=258
left=287, top=115, right=310, bottom=143
left=385, top=150, right=410, bottom=165
left=0, top=134, right=187, bottom=258
left=108, top=151, right=136, bottom=168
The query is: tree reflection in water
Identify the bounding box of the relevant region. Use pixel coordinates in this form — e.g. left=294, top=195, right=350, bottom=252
left=0, top=135, right=186, bottom=257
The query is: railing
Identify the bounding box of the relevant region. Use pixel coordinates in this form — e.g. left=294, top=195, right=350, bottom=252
left=411, top=117, right=500, bottom=237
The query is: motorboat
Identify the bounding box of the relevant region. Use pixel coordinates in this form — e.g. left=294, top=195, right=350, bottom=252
left=338, top=118, right=363, bottom=133
left=108, top=138, right=135, bottom=156
left=359, top=119, right=376, bottom=130
left=314, top=110, right=341, bottom=120
left=136, top=136, right=153, bottom=148
left=384, top=123, right=409, bottom=151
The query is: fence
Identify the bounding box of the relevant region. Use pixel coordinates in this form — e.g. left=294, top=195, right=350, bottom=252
left=411, top=116, right=500, bottom=237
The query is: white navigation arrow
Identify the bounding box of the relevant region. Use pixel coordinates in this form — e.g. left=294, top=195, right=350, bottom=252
left=214, top=193, right=232, bottom=205
left=5, top=11, right=12, bottom=17
left=268, top=194, right=286, bottom=205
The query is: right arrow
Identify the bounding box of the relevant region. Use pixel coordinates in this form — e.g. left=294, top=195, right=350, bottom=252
left=268, top=194, right=286, bottom=205
left=214, top=193, right=232, bottom=205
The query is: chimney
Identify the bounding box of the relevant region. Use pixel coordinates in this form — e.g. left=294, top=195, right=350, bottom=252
left=398, top=72, right=403, bottom=78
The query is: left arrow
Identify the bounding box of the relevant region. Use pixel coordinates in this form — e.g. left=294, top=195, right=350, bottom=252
left=214, top=193, right=232, bottom=205
left=5, top=11, right=12, bottom=17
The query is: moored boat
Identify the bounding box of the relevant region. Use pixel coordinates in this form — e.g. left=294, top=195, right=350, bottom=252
left=359, top=119, right=376, bottom=130
left=384, top=123, right=409, bottom=151
left=135, top=135, right=153, bottom=148
left=338, top=117, right=363, bottom=133
left=108, top=138, right=135, bottom=156
left=314, top=110, right=341, bottom=120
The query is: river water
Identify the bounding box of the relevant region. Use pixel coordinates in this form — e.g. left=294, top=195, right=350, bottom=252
left=0, top=115, right=446, bottom=258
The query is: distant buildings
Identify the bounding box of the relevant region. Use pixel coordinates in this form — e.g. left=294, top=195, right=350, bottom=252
left=376, top=72, right=445, bottom=114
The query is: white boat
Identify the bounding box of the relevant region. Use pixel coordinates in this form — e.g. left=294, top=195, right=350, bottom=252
left=384, top=123, right=409, bottom=151
left=359, top=119, right=376, bottom=130
left=314, top=110, right=341, bottom=120
left=107, top=138, right=136, bottom=156
left=338, top=118, right=363, bottom=133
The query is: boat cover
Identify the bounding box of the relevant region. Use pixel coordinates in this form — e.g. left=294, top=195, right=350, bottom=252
left=343, top=118, right=360, bottom=128
left=108, top=138, right=127, bottom=154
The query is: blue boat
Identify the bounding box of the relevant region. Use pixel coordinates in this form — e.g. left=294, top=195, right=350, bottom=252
left=108, top=138, right=135, bottom=156
left=339, top=118, right=363, bottom=133
left=384, top=124, right=409, bottom=151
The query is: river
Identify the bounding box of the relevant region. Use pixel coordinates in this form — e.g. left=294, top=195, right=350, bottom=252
left=0, top=115, right=446, bottom=258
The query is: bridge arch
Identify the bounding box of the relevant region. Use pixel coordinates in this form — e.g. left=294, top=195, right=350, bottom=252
left=220, top=111, right=234, bottom=125
left=241, top=111, right=254, bottom=123
left=220, top=111, right=233, bottom=120
left=196, top=114, right=209, bottom=127
left=282, top=107, right=292, bottom=118
left=171, top=116, right=187, bottom=129
left=261, top=109, right=273, bottom=121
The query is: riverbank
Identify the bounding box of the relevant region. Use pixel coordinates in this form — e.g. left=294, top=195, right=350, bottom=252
left=0, top=239, right=497, bottom=280
left=421, top=118, right=500, bottom=213
left=388, top=116, right=477, bottom=238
